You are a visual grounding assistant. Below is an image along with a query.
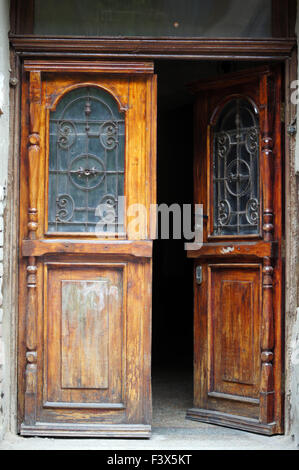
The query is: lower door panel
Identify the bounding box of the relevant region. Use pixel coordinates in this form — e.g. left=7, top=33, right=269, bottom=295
left=20, top=255, right=152, bottom=438
left=187, top=259, right=281, bottom=435
left=206, top=264, right=261, bottom=419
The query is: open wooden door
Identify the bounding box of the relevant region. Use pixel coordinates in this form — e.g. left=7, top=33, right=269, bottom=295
left=18, top=60, right=156, bottom=437
left=186, top=67, right=283, bottom=435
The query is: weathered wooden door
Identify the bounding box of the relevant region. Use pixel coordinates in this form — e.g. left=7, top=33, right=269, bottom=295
left=18, top=60, right=156, bottom=437
left=186, top=67, right=283, bottom=435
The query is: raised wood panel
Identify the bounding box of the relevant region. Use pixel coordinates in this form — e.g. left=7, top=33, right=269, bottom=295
left=209, top=265, right=261, bottom=399
left=61, top=279, right=109, bottom=390
left=219, top=282, right=254, bottom=385
left=20, top=256, right=153, bottom=433
left=45, top=263, right=124, bottom=408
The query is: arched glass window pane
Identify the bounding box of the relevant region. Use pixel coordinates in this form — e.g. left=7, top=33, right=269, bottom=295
left=48, top=86, right=125, bottom=233
left=213, top=98, right=259, bottom=236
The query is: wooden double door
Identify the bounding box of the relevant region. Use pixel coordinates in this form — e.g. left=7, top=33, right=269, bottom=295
left=18, top=61, right=283, bottom=437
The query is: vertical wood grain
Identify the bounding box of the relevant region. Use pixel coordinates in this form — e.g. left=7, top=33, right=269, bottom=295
left=259, top=72, right=275, bottom=424
left=260, top=73, right=274, bottom=242
left=190, top=67, right=283, bottom=433
left=260, top=256, right=275, bottom=423
left=19, top=63, right=155, bottom=435
left=61, top=279, right=109, bottom=389
left=24, top=71, right=41, bottom=426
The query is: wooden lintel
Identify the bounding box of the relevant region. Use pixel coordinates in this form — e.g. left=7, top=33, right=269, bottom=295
left=10, top=36, right=296, bottom=61
left=23, top=59, right=154, bottom=74
left=22, top=239, right=153, bottom=259
left=186, top=241, right=274, bottom=259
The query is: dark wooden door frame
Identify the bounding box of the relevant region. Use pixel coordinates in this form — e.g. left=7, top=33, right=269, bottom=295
left=7, top=0, right=298, bottom=436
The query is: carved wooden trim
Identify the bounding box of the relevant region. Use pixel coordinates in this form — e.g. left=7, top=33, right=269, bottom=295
left=259, top=70, right=275, bottom=424
left=20, top=423, right=151, bottom=438
left=46, top=82, right=129, bottom=113
left=23, top=60, right=154, bottom=74
left=260, top=256, right=275, bottom=424
left=10, top=36, right=296, bottom=60
left=22, top=239, right=153, bottom=258
left=24, top=70, right=41, bottom=426
left=28, top=71, right=41, bottom=240
left=261, top=73, right=274, bottom=242
left=24, top=257, right=38, bottom=426
left=186, top=241, right=274, bottom=259
left=186, top=408, right=276, bottom=435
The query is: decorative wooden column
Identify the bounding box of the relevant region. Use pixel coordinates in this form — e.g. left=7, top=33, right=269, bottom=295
left=260, top=256, right=275, bottom=423
left=24, top=71, right=41, bottom=425
left=260, top=73, right=274, bottom=424
left=261, top=80, right=274, bottom=242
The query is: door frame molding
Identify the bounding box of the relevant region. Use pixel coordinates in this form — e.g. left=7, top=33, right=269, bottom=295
left=5, top=0, right=298, bottom=436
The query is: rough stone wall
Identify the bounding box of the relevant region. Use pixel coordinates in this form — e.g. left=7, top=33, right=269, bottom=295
left=0, top=0, right=10, bottom=441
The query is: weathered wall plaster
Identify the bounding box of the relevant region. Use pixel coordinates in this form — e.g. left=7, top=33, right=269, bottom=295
left=0, top=0, right=10, bottom=440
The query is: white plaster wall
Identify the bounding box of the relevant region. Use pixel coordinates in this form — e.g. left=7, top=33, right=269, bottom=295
left=0, top=0, right=10, bottom=440
left=288, top=0, right=299, bottom=446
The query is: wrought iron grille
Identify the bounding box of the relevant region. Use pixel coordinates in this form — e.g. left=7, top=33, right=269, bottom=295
left=212, top=98, right=260, bottom=236
left=48, top=86, right=125, bottom=233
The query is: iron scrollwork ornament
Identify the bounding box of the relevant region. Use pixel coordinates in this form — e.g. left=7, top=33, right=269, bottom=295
left=213, top=98, right=260, bottom=235
left=218, top=200, right=231, bottom=226
left=100, top=121, right=118, bottom=150
left=57, top=120, right=77, bottom=149
left=217, top=132, right=230, bottom=158
left=56, top=194, right=74, bottom=222
left=245, top=127, right=258, bottom=154
left=246, top=198, right=259, bottom=225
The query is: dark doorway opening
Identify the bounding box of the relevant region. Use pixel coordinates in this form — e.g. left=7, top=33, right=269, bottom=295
left=152, top=59, right=267, bottom=428
left=152, top=70, right=194, bottom=426
left=152, top=60, right=216, bottom=427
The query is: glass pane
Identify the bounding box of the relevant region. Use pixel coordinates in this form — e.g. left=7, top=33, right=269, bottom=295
left=212, top=98, right=260, bottom=236
left=48, top=86, right=125, bottom=233
left=34, top=0, right=271, bottom=37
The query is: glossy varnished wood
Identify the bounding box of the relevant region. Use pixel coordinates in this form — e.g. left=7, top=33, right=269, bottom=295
left=18, top=60, right=156, bottom=437
left=23, top=60, right=154, bottom=74
left=22, top=239, right=152, bottom=259
left=186, top=241, right=274, bottom=259
left=187, top=67, right=283, bottom=435
left=10, top=36, right=296, bottom=61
